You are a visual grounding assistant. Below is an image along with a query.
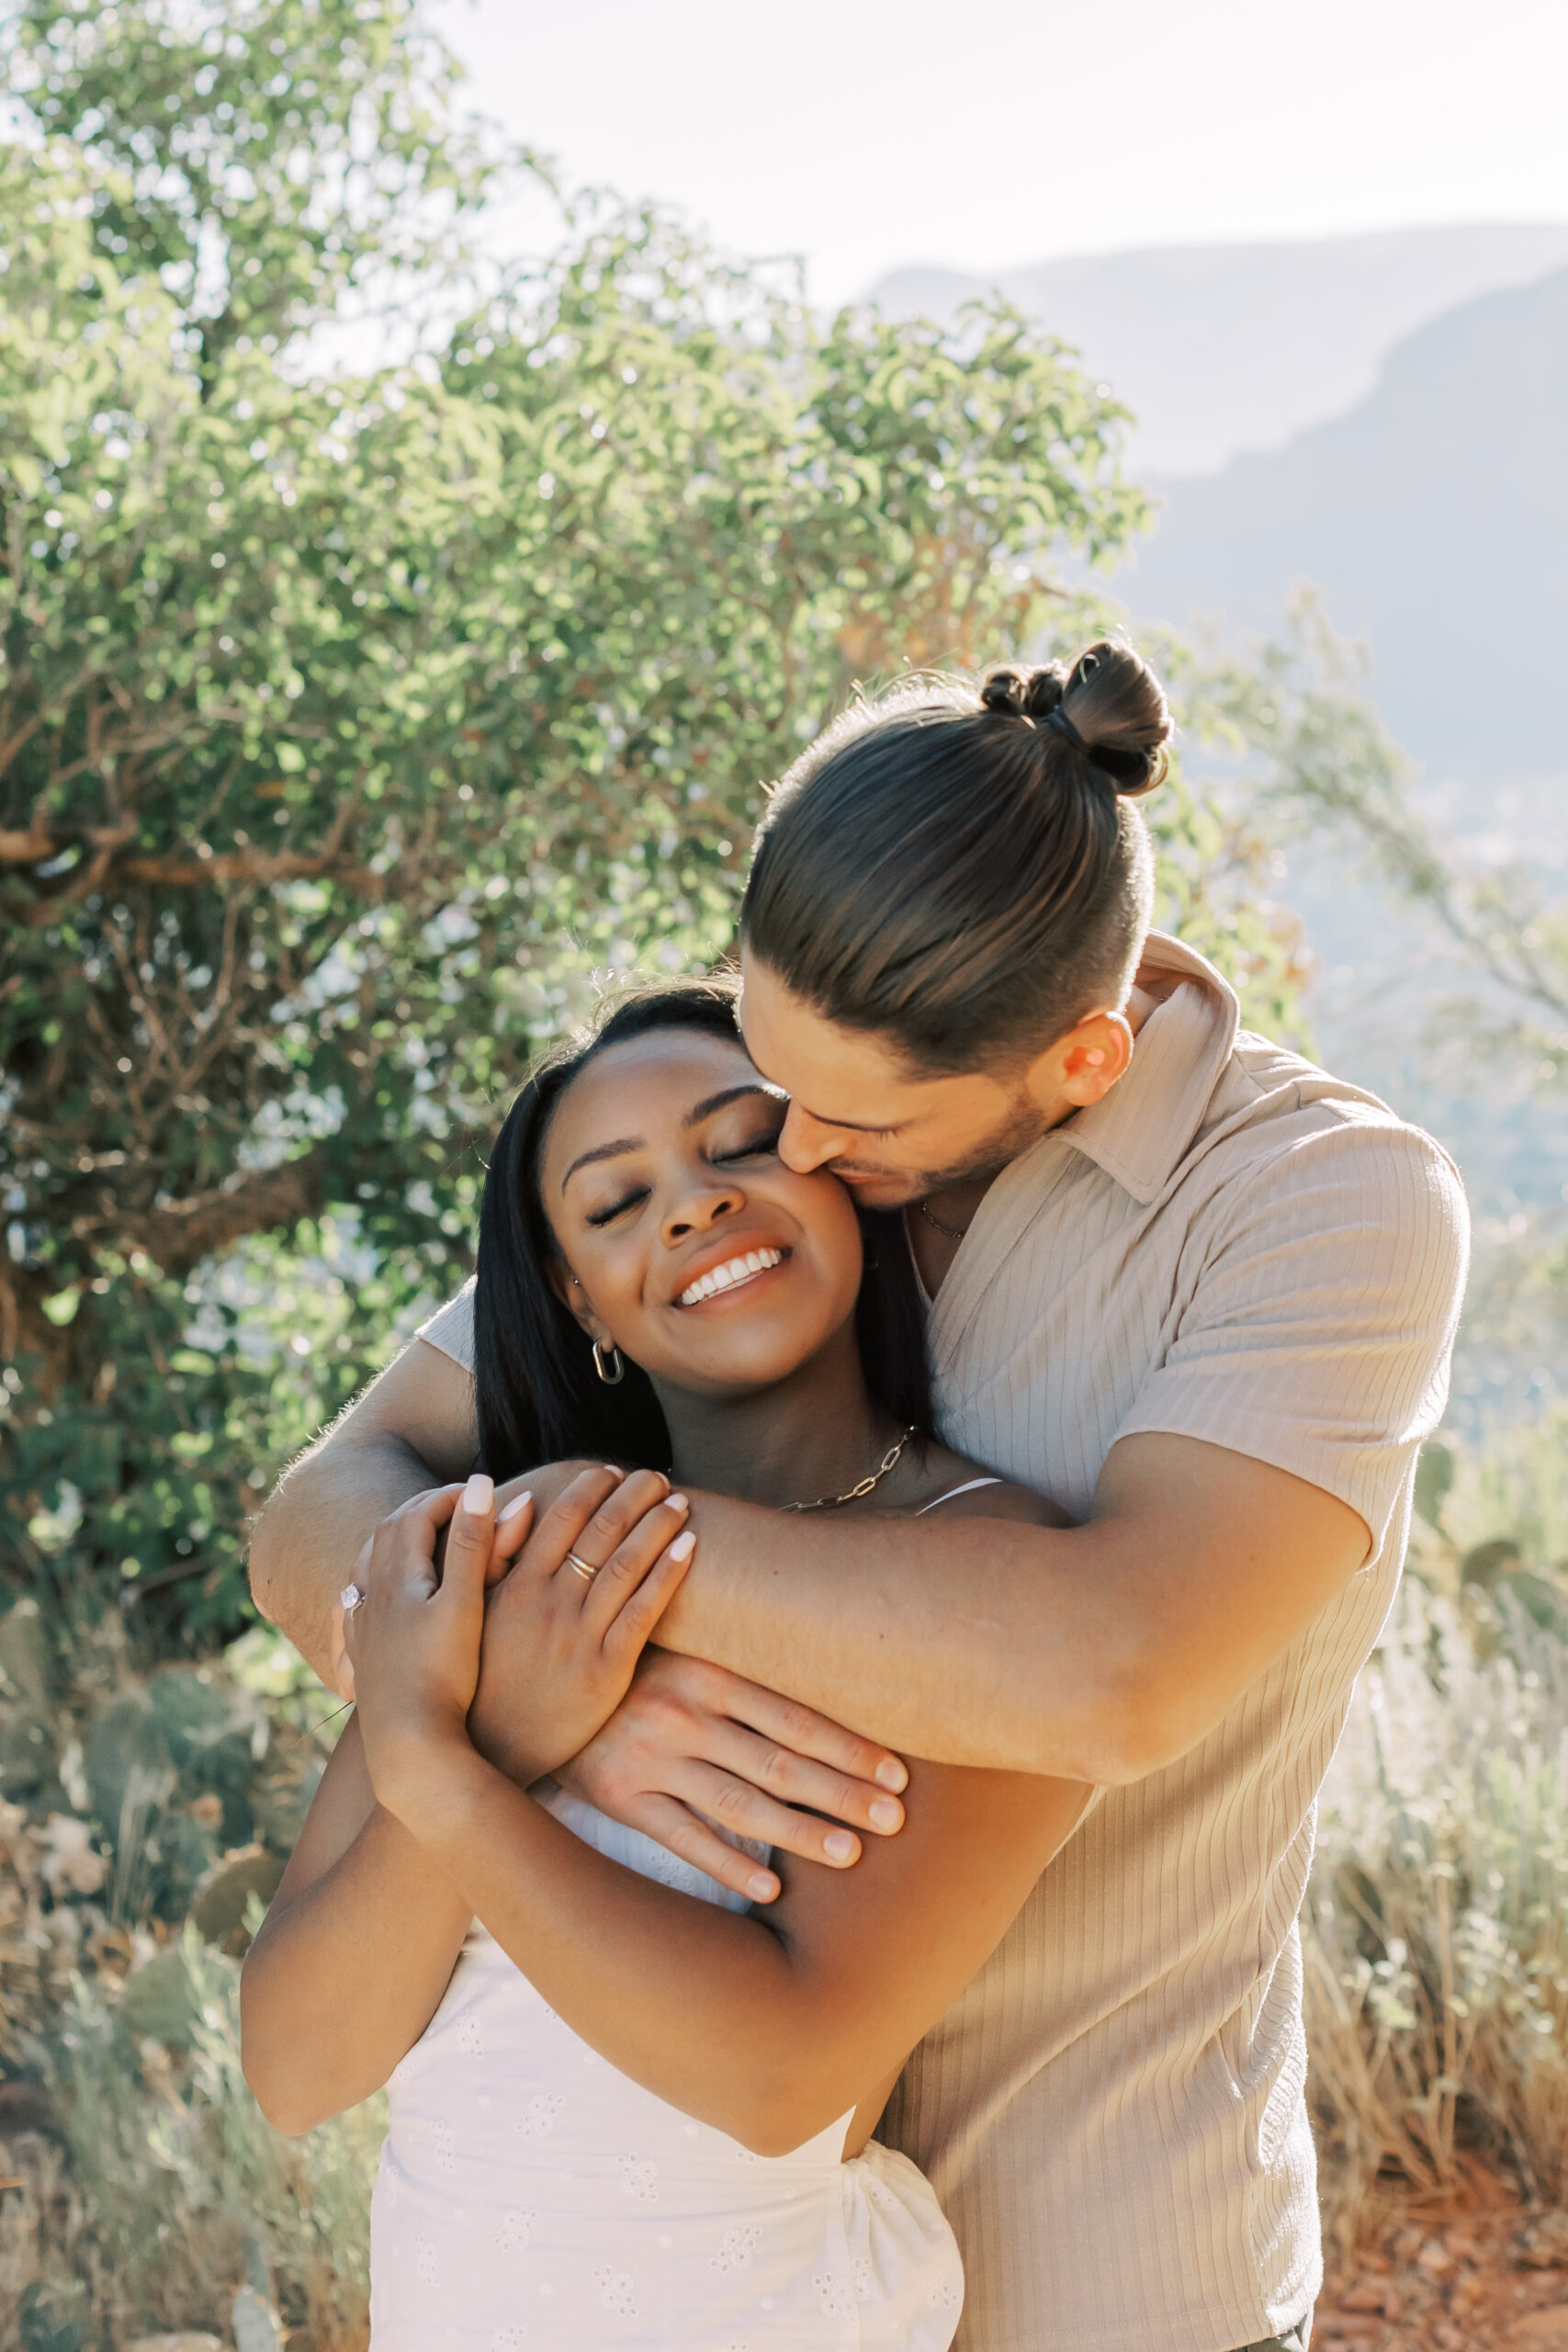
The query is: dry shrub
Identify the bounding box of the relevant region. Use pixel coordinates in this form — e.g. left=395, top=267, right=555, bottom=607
left=0, top=1622, right=355, bottom=2346
left=51, top=1927, right=383, bottom=2350
left=0, top=1925, right=381, bottom=2349
left=1305, top=1575, right=1568, bottom=2256
left=0, top=2131, right=118, bottom=2351
left=0, top=1798, right=129, bottom=2066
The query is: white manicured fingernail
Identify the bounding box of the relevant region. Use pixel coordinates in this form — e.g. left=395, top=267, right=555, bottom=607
left=748, top=1871, right=777, bottom=1901
left=874, top=1757, right=908, bottom=1792
left=824, top=1831, right=856, bottom=1863
left=604, top=1464, right=625, bottom=1481
left=870, top=1798, right=903, bottom=1831
left=499, top=1491, right=532, bottom=1523
left=668, top=1532, right=695, bottom=1562
left=667, top=1494, right=689, bottom=1513
left=463, top=1473, right=494, bottom=1515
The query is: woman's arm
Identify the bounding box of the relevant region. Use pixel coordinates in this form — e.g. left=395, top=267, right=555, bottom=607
left=242, top=1466, right=689, bottom=2133
left=241, top=1712, right=471, bottom=2134
left=389, top=1735, right=1086, bottom=2157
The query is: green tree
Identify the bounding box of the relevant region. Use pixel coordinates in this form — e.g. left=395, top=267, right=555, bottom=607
left=3, top=0, right=1199, bottom=1647
left=8, top=0, right=491, bottom=388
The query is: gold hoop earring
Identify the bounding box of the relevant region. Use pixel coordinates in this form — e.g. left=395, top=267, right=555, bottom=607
left=592, top=1339, right=625, bottom=1386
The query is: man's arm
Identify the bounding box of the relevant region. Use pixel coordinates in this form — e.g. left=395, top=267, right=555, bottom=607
left=248, top=1338, right=480, bottom=1681
left=649, top=1114, right=1466, bottom=1783
left=254, top=1119, right=1463, bottom=1820
left=247, top=1360, right=1365, bottom=1806
left=651, top=1433, right=1372, bottom=1785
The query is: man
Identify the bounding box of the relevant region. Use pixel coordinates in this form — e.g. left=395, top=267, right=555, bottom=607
left=252, top=642, right=1466, bottom=2352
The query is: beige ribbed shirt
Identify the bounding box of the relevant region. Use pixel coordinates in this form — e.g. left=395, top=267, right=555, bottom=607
left=417, top=933, right=1469, bottom=2352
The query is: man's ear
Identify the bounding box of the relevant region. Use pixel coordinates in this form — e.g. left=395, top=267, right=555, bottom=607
left=1027, top=1007, right=1134, bottom=1112
left=1062, top=1008, right=1134, bottom=1105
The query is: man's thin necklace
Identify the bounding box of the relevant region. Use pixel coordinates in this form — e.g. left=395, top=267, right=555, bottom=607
left=918, top=1198, right=972, bottom=1242
left=781, top=1426, right=919, bottom=1513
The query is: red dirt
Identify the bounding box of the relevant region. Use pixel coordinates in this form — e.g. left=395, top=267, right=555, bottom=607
left=1318, top=2156, right=1568, bottom=2351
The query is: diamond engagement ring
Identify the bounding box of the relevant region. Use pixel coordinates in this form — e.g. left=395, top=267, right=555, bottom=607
left=564, top=1551, right=601, bottom=1583
left=339, top=1582, right=366, bottom=1612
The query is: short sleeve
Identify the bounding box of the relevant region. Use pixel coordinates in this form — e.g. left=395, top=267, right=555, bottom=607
left=417, top=1276, right=477, bottom=1374
left=1113, top=1114, right=1469, bottom=1555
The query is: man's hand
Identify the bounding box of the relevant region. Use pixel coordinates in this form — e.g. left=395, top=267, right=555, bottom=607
left=554, top=1649, right=909, bottom=1905
left=465, top=1464, right=907, bottom=1901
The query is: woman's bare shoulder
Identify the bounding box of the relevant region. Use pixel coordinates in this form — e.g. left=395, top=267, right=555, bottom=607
left=900, top=1440, right=1071, bottom=1528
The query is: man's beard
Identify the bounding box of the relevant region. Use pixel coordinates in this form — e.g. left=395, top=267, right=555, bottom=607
left=834, top=1094, right=1052, bottom=1208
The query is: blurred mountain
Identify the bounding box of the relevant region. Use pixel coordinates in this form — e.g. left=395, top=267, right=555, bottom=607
left=1119, top=266, right=1568, bottom=785
left=881, top=223, right=1568, bottom=1352
left=869, top=224, right=1568, bottom=477
left=1103, top=263, right=1568, bottom=1256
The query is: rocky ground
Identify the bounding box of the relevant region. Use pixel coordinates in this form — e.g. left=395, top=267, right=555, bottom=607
left=1318, top=2156, right=1568, bottom=2350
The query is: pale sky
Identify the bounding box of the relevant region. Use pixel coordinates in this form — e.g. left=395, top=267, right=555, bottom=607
left=435, top=0, right=1568, bottom=304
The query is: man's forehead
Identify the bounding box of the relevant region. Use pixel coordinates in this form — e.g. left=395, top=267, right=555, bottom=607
left=737, top=959, right=950, bottom=1122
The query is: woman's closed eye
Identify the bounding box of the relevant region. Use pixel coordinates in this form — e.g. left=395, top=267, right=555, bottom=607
left=712, top=1128, right=783, bottom=1165
left=585, top=1185, right=649, bottom=1227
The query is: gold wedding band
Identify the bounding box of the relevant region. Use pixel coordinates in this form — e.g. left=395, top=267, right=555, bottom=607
left=565, top=1551, right=601, bottom=1583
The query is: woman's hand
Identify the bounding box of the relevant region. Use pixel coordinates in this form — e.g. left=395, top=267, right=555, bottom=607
left=326, top=1466, right=539, bottom=1704
left=343, top=1476, right=502, bottom=1812
left=470, top=1465, right=697, bottom=1788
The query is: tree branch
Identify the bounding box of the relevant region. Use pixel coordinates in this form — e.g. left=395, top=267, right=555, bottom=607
left=83, top=1140, right=339, bottom=1279
left=119, top=849, right=384, bottom=890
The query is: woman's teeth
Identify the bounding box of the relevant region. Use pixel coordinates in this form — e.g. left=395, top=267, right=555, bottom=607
left=677, top=1248, right=784, bottom=1307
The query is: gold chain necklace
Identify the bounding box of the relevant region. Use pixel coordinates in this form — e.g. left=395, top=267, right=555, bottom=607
left=781, top=1426, right=919, bottom=1513
left=917, top=1198, right=972, bottom=1242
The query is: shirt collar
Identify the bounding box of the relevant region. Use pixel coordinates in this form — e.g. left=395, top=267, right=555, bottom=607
left=1053, top=931, right=1241, bottom=1205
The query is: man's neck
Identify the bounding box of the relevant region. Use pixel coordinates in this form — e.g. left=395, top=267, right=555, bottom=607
left=906, top=1193, right=971, bottom=1295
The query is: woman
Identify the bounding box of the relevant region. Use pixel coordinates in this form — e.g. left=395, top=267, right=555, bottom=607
left=242, top=977, right=1090, bottom=2350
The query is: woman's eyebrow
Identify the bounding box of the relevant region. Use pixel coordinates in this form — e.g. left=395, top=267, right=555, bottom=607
left=682, top=1081, right=784, bottom=1127
left=560, top=1137, right=643, bottom=1188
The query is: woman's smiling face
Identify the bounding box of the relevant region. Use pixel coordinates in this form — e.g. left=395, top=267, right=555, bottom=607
left=538, top=1026, right=866, bottom=1398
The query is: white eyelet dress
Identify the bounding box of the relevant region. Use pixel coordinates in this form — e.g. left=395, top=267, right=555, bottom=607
left=367, top=1783, right=965, bottom=2352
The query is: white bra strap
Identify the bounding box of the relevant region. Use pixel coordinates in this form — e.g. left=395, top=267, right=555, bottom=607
left=916, top=1476, right=1005, bottom=1514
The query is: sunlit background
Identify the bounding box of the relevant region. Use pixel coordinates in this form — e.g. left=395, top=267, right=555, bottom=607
left=438, top=0, right=1568, bottom=308
left=6, top=3, right=1568, bottom=2337
left=438, top=0, right=1568, bottom=1427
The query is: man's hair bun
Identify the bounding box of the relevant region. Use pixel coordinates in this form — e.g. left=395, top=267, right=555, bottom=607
left=981, top=643, right=1170, bottom=797
left=1057, top=639, right=1171, bottom=797
left=979, top=662, right=1069, bottom=721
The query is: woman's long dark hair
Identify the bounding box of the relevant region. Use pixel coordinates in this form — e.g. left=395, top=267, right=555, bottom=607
left=474, top=976, right=934, bottom=1484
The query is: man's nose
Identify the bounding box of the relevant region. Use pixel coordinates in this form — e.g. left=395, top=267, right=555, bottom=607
left=777, top=1101, right=848, bottom=1173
